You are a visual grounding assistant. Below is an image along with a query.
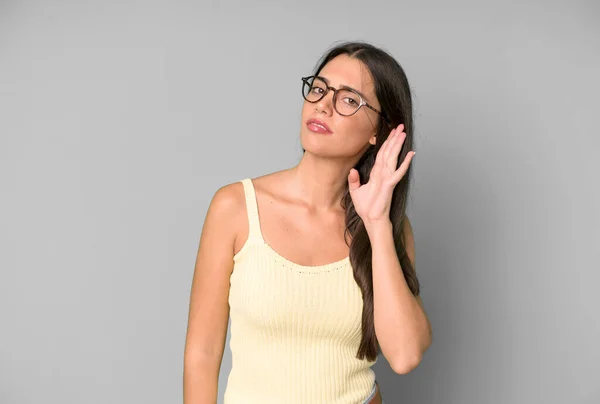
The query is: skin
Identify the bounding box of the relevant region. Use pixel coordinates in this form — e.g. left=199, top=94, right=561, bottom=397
left=183, top=54, right=432, bottom=404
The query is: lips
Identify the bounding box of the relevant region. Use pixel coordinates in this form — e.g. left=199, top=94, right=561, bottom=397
left=306, top=118, right=333, bottom=134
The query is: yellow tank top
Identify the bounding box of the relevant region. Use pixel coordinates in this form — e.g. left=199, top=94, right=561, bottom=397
left=224, top=178, right=377, bottom=404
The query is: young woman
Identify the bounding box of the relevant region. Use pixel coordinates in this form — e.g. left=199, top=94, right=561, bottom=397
left=183, top=41, right=432, bottom=404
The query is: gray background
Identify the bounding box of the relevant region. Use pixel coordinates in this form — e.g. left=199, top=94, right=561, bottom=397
left=1, top=0, right=599, bottom=403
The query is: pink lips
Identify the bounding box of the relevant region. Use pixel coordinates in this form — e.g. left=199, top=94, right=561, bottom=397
left=306, top=118, right=333, bottom=134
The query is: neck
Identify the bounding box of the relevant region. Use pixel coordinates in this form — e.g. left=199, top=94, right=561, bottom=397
left=287, top=151, right=359, bottom=211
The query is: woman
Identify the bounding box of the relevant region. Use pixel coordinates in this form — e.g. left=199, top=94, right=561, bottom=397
left=183, top=41, right=432, bottom=404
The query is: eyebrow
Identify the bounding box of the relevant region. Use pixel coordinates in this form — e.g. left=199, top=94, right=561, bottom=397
left=317, top=75, right=371, bottom=103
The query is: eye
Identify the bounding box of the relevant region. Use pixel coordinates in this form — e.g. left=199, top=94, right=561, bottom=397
left=342, top=97, right=359, bottom=106
left=311, top=86, right=325, bottom=95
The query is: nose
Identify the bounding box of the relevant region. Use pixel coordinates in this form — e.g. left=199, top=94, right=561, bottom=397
left=315, top=88, right=334, bottom=116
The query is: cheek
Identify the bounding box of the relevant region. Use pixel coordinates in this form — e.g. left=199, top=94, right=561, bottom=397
left=336, top=115, right=375, bottom=142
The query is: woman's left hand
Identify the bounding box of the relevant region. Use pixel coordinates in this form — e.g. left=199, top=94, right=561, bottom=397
left=348, top=123, right=416, bottom=228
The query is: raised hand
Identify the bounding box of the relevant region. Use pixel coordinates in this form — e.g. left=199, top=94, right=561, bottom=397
left=347, top=123, right=416, bottom=227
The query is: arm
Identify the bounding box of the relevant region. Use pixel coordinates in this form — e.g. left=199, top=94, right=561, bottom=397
left=367, top=217, right=432, bottom=374
left=183, top=184, right=241, bottom=404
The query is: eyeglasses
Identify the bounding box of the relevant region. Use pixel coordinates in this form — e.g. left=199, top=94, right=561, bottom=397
left=301, top=75, right=390, bottom=126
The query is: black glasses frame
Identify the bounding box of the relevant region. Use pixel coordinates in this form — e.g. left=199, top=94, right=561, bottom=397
left=301, top=75, right=391, bottom=127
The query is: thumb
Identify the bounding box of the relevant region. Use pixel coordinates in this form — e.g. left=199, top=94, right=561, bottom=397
left=348, top=168, right=361, bottom=192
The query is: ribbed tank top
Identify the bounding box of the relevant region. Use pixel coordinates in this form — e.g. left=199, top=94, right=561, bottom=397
left=223, top=178, right=377, bottom=404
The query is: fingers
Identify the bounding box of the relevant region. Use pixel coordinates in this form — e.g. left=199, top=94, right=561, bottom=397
left=348, top=168, right=361, bottom=192
left=375, top=125, right=399, bottom=166
left=375, top=123, right=413, bottom=185
left=374, top=127, right=395, bottom=167
left=392, top=151, right=416, bottom=183
left=383, top=124, right=406, bottom=168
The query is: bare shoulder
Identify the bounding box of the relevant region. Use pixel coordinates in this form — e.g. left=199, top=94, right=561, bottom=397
left=208, top=181, right=245, bottom=217
left=203, top=180, right=248, bottom=253
left=206, top=175, right=285, bottom=254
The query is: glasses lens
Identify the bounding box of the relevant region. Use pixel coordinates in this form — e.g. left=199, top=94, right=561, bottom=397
left=335, top=89, right=362, bottom=116
left=302, top=76, right=327, bottom=102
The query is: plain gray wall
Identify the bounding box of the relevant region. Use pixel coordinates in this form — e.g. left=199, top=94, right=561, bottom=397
left=1, top=0, right=599, bottom=403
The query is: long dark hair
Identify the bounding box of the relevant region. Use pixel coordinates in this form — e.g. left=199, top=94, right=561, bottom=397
left=303, top=41, right=420, bottom=361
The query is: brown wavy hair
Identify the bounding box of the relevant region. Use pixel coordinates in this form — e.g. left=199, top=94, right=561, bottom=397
left=303, top=41, right=421, bottom=361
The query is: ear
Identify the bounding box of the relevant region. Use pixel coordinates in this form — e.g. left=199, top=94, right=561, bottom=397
left=368, top=133, right=377, bottom=146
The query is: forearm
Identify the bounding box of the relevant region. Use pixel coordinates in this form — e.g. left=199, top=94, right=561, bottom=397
left=183, top=353, right=220, bottom=404
left=366, top=220, right=431, bottom=372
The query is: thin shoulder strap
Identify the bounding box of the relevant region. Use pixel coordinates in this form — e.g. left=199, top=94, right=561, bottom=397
left=240, top=178, right=263, bottom=241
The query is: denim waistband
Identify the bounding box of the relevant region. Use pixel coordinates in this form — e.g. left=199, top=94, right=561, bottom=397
left=361, top=381, right=386, bottom=404
left=361, top=381, right=377, bottom=403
